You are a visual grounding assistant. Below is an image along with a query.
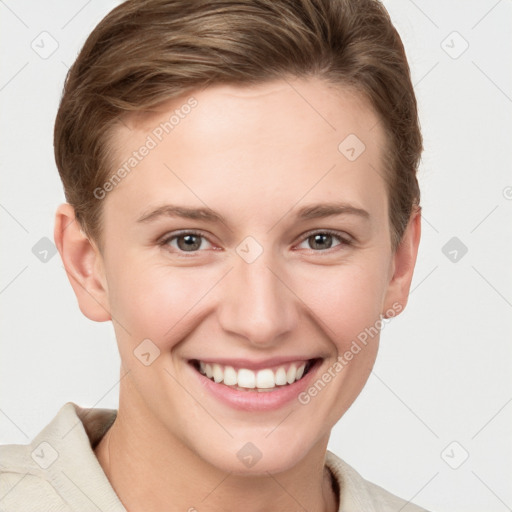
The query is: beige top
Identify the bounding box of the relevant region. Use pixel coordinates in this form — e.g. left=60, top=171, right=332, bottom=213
left=0, top=402, right=429, bottom=511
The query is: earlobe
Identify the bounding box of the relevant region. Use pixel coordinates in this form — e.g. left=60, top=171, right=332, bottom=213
left=54, top=203, right=111, bottom=322
left=383, top=206, right=422, bottom=316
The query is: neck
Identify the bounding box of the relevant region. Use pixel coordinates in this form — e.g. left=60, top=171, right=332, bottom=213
left=94, top=380, right=338, bottom=512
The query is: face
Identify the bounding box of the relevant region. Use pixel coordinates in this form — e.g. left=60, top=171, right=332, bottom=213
left=81, top=78, right=416, bottom=474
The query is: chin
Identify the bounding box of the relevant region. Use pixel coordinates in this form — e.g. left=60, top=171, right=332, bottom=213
left=194, top=429, right=323, bottom=476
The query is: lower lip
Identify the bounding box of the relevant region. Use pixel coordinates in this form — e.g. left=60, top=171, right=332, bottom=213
left=192, top=360, right=321, bottom=412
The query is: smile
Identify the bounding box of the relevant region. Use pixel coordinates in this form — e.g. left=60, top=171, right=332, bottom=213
left=191, top=359, right=316, bottom=392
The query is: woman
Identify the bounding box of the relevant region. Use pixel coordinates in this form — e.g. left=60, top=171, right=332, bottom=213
left=0, top=0, right=427, bottom=510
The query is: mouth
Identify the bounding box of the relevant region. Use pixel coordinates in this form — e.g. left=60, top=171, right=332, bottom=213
left=189, top=358, right=318, bottom=392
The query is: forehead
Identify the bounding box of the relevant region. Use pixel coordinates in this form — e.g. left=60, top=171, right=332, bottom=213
left=104, top=78, right=388, bottom=225
left=121, top=78, right=382, bottom=143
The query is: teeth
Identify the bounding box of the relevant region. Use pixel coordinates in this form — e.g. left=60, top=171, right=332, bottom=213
left=275, top=367, right=287, bottom=386
left=286, top=364, right=297, bottom=384
left=223, top=365, right=237, bottom=386
left=212, top=363, right=223, bottom=383
left=237, top=369, right=256, bottom=388
left=196, top=360, right=311, bottom=390
left=256, top=369, right=275, bottom=389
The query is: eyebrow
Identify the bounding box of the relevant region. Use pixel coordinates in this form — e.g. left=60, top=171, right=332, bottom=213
left=136, top=201, right=370, bottom=224
left=296, top=202, right=370, bottom=221
left=137, top=205, right=226, bottom=224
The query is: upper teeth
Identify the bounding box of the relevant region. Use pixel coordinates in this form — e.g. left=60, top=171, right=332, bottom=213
left=198, top=361, right=307, bottom=390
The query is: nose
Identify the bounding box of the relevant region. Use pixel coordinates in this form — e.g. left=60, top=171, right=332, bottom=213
left=216, top=249, right=299, bottom=348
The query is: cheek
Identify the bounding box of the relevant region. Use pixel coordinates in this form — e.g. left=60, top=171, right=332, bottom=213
left=295, top=260, right=388, bottom=350
left=105, top=246, right=391, bottom=359
left=287, top=263, right=387, bottom=428
left=106, top=261, right=213, bottom=349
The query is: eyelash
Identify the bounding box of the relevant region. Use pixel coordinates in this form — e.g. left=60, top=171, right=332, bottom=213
left=297, top=229, right=354, bottom=252
left=158, top=229, right=353, bottom=256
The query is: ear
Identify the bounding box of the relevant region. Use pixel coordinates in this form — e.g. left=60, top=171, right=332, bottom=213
left=54, top=203, right=111, bottom=322
left=382, top=206, right=421, bottom=316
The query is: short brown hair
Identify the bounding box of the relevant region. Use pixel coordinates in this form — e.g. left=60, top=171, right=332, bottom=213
left=54, top=0, right=422, bottom=249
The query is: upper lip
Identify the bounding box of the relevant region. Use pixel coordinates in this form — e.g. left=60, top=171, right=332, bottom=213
left=189, top=356, right=319, bottom=371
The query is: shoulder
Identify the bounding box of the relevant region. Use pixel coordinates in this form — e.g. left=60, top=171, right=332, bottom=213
left=0, top=402, right=122, bottom=512
left=325, top=450, right=431, bottom=512
left=0, top=441, right=71, bottom=511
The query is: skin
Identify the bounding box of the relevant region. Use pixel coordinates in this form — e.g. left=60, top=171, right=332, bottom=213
left=54, top=77, right=421, bottom=512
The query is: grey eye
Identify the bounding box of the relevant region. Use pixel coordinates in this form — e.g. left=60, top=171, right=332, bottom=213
left=165, top=232, right=212, bottom=252
left=297, top=232, right=343, bottom=251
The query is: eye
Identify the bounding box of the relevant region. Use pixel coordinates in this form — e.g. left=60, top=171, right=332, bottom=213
left=296, top=230, right=352, bottom=251
left=159, top=229, right=352, bottom=255
left=160, top=231, right=213, bottom=253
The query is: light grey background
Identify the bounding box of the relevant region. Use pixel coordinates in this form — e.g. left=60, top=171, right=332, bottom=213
left=1, top=1, right=511, bottom=511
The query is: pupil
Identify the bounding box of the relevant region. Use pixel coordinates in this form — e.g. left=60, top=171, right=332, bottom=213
left=178, top=234, right=201, bottom=251
left=311, top=233, right=332, bottom=250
